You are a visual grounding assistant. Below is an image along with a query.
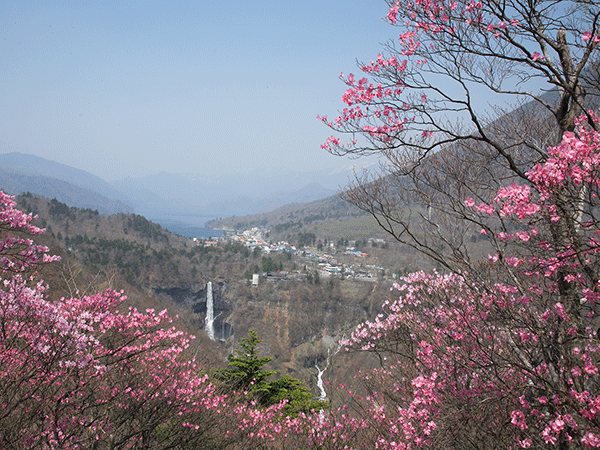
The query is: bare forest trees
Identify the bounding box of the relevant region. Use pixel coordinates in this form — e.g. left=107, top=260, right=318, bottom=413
left=321, top=0, right=600, bottom=273
left=317, top=2, right=600, bottom=449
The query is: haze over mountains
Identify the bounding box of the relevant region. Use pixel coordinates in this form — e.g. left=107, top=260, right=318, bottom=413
left=0, top=152, right=362, bottom=235
left=0, top=153, right=132, bottom=214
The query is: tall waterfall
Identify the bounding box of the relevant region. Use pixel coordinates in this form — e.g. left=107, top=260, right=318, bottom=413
left=205, top=281, right=215, bottom=340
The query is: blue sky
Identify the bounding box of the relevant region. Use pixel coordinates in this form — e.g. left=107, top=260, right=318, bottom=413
left=0, top=1, right=394, bottom=181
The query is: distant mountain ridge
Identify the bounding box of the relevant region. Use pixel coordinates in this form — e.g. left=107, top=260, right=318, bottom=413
left=0, top=167, right=133, bottom=214
left=106, top=165, right=363, bottom=219
left=0, top=153, right=133, bottom=214
left=0, top=152, right=128, bottom=202
left=0, top=152, right=359, bottom=228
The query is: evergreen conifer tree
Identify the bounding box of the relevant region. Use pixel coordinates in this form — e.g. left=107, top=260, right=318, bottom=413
left=216, top=330, right=327, bottom=416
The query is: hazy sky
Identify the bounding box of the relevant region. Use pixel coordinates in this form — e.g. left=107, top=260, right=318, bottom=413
left=0, top=1, right=394, bottom=181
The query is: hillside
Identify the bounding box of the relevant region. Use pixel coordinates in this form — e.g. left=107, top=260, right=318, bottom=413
left=17, top=193, right=397, bottom=391
left=0, top=167, right=132, bottom=214
left=0, top=152, right=132, bottom=213
left=207, top=193, right=386, bottom=240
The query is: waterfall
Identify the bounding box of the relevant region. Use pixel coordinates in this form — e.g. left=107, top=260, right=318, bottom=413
left=315, top=338, right=343, bottom=404
left=315, top=364, right=327, bottom=402
left=315, top=359, right=329, bottom=422
left=205, top=281, right=215, bottom=340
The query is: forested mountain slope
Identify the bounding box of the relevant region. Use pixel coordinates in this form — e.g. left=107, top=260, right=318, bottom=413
left=18, top=193, right=392, bottom=389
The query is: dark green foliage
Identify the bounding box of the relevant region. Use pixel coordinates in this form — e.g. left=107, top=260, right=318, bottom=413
left=263, top=375, right=327, bottom=417
left=234, top=221, right=249, bottom=231
left=336, top=237, right=348, bottom=247
left=312, top=270, right=320, bottom=285
left=243, top=263, right=261, bottom=280
left=273, top=221, right=302, bottom=232
left=297, top=232, right=316, bottom=248
left=64, top=233, right=182, bottom=287
left=302, top=213, right=325, bottom=224
left=222, top=242, right=247, bottom=254
left=49, top=198, right=73, bottom=219
left=127, top=214, right=166, bottom=242
left=216, top=330, right=326, bottom=416
left=216, top=330, right=277, bottom=394
left=261, top=256, right=279, bottom=273
left=48, top=198, right=99, bottom=219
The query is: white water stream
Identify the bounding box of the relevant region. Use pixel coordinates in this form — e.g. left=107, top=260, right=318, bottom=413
left=316, top=364, right=327, bottom=401
left=205, top=281, right=215, bottom=340
left=315, top=339, right=343, bottom=403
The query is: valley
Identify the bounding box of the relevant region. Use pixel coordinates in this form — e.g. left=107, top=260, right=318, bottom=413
left=1, top=150, right=491, bottom=402
left=17, top=192, right=408, bottom=395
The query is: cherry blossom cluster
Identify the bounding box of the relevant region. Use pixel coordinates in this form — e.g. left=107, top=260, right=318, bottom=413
left=320, top=1, right=600, bottom=155
left=527, top=115, right=600, bottom=201
left=331, top=123, right=600, bottom=448
left=0, top=192, right=60, bottom=273
left=0, top=191, right=320, bottom=448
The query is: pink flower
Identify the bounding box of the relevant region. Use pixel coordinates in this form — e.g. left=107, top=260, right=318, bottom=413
left=510, top=410, right=528, bottom=430
left=515, top=231, right=531, bottom=242
left=583, top=433, right=600, bottom=447
left=584, top=361, right=599, bottom=375
left=542, top=426, right=557, bottom=444
left=475, top=202, right=495, bottom=215
left=551, top=417, right=565, bottom=433
left=518, top=438, right=532, bottom=448
left=387, top=2, right=399, bottom=24
left=554, top=302, right=569, bottom=321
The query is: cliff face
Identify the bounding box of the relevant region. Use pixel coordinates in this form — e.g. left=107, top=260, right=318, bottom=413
left=154, top=282, right=233, bottom=342
left=154, top=277, right=390, bottom=387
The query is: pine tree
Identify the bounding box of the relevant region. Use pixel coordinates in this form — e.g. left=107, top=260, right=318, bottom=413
left=217, top=329, right=277, bottom=396
left=216, top=330, right=328, bottom=416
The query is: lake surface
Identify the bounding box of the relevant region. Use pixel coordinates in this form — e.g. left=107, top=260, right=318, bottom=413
left=135, top=209, right=224, bottom=239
